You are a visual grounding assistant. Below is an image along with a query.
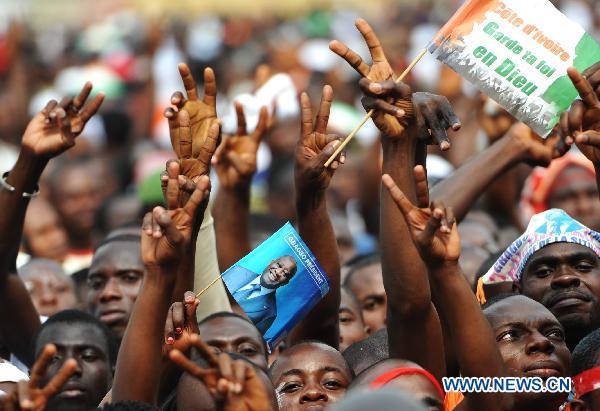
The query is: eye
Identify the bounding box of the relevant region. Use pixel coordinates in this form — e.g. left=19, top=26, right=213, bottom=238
left=498, top=330, right=519, bottom=342
left=533, top=267, right=552, bottom=278
left=323, top=379, right=343, bottom=390
left=122, top=272, right=141, bottom=283
left=238, top=343, right=259, bottom=356
left=280, top=382, right=302, bottom=393
left=339, top=313, right=354, bottom=324
left=87, top=276, right=106, bottom=290
left=81, top=349, right=99, bottom=362
left=363, top=299, right=378, bottom=311
left=546, top=328, right=565, bottom=341
left=575, top=262, right=594, bottom=272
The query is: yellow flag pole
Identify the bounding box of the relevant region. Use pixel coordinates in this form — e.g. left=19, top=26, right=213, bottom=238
left=324, top=48, right=429, bottom=168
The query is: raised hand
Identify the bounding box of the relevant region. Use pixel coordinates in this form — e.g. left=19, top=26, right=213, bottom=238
left=169, top=334, right=272, bottom=411
left=21, top=83, right=104, bottom=158
left=1, top=344, right=77, bottom=411
left=212, top=103, right=268, bottom=189
left=142, top=162, right=211, bottom=267
left=562, top=68, right=600, bottom=164
left=583, top=61, right=600, bottom=97
left=163, top=291, right=200, bottom=354
left=506, top=122, right=568, bottom=167
left=382, top=166, right=459, bottom=265
left=165, top=64, right=219, bottom=182
left=295, top=85, right=344, bottom=193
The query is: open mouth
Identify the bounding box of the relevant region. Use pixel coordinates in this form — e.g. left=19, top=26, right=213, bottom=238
left=268, top=269, right=277, bottom=282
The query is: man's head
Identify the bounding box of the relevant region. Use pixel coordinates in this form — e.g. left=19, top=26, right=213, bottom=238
left=260, top=255, right=297, bottom=289
left=350, top=359, right=443, bottom=411
left=198, top=312, right=269, bottom=371
left=343, top=254, right=386, bottom=332
left=269, top=341, right=353, bottom=411
left=570, top=329, right=600, bottom=411
left=547, top=165, right=600, bottom=231
left=483, top=294, right=572, bottom=410
left=34, top=310, right=116, bottom=411
left=518, top=242, right=600, bottom=349
left=339, top=287, right=370, bottom=352
left=342, top=327, right=389, bottom=375
left=19, top=258, right=77, bottom=317
left=86, top=233, right=143, bottom=342
left=22, top=198, right=69, bottom=262
left=47, top=158, right=103, bottom=246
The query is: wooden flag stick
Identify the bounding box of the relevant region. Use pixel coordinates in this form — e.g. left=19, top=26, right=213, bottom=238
left=196, top=273, right=225, bottom=299
left=324, top=48, right=429, bottom=168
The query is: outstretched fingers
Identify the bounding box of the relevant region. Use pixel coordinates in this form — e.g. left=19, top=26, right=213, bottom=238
left=568, top=67, right=600, bottom=108
left=414, top=165, right=429, bottom=208
left=355, top=18, right=386, bottom=63
left=203, top=67, right=217, bottom=108
left=329, top=40, right=369, bottom=77
left=40, top=359, right=78, bottom=398
left=315, top=85, right=333, bottom=134
left=300, top=92, right=314, bottom=140
left=381, top=174, right=415, bottom=218
left=234, top=101, right=247, bottom=136
left=178, top=63, right=198, bottom=101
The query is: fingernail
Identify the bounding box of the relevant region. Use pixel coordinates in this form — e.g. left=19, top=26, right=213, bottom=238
left=166, top=336, right=174, bottom=345
left=440, top=141, right=450, bottom=151
left=396, top=109, right=405, bottom=117
left=370, top=83, right=383, bottom=93
left=175, top=327, right=183, bottom=334
left=235, top=383, right=242, bottom=393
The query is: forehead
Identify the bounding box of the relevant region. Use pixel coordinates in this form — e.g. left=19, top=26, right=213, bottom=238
left=484, top=296, right=560, bottom=329
left=89, top=242, right=143, bottom=274
left=199, top=316, right=262, bottom=344
left=272, top=344, right=350, bottom=380
left=348, top=263, right=383, bottom=289
left=340, top=289, right=360, bottom=313
left=37, top=323, right=108, bottom=354
left=21, top=266, right=67, bottom=282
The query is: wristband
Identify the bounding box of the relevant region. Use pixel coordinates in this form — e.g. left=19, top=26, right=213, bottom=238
left=0, top=172, right=40, bottom=198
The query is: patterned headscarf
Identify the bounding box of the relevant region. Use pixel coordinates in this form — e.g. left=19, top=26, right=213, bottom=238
left=476, top=209, right=600, bottom=304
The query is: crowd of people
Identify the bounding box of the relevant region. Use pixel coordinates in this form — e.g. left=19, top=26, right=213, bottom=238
left=1, top=1, right=600, bottom=410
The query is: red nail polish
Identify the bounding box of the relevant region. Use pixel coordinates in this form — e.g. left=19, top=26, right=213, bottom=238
left=167, top=337, right=174, bottom=345
left=175, top=327, right=183, bottom=334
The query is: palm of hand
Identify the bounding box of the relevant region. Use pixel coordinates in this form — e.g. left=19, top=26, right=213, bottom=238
left=181, top=99, right=218, bottom=151
left=180, top=158, right=210, bottom=184
left=297, top=133, right=333, bottom=189
left=408, top=208, right=460, bottom=262
left=216, top=136, right=258, bottom=187
left=22, top=114, right=74, bottom=157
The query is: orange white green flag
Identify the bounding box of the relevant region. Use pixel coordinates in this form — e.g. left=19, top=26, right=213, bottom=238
left=429, top=0, right=600, bottom=136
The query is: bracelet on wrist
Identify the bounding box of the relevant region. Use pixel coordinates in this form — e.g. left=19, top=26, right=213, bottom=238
left=0, top=171, right=40, bottom=198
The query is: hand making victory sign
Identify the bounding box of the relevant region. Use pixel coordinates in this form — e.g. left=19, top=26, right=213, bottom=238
left=295, top=85, right=345, bottom=193
left=212, top=102, right=268, bottom=189
left=0, top=345, right=77, bottom=411
left=22, top=82, right=104, bottom=158
left=169, top=334, right=273, bottom=411
left=142, top=161, right=211, bottom=269
left=382, top=166, right=459, bottom=266
left=165, top=63, right=219, bottom=182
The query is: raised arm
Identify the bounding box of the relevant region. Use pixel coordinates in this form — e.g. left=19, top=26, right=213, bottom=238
left=331, top=19, right=453, bottom=380
left=112, top=169, right=210, bottom=405
left=383, top=170, right=511, bottom=411
left=164, top=63, right=230, bottom=316
left=213, top=103, right=268, bottom=271
left=289, top=85, right=344, bottom=348
left=0, top=85, right=103, bottom=366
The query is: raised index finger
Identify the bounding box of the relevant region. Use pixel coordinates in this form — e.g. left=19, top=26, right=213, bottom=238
left=203, top=67, right=217, bottom=108
left=29, top=344, right=56, bottom=387
left=329, top=40, right=369, bottom=77
left=355, top=19, right=386, bottom=63
left=300, top=92, right=314, bottom=139
left=178, top=63, right=198, bottom=101
left=568, top=67, right=600, bottom=107
left=41, top=359, right=77, bottom=398
left=315, top=85, right=333, bottom=134
left=381, top=174, right=415, bottom=218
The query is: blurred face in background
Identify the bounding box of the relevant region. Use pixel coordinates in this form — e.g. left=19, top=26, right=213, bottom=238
left=547, top=165, right=600, bottom=231
left=49, top=163, right=103, bottom=247
left=23, top=198, right=69, bottom=262
left=345, top=262, right=387, bottom=333
left=19, top=259, right=77, bottom=317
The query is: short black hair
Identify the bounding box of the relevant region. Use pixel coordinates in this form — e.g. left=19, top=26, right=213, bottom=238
left=99, top=401, right=157, bottom=411
left=481, top=292, right=520, bottom=311
left=198, top=311, right=268, bottom=359
left=572, top=328, right=600, bottom=376
left=343, top=253, right=381, bottom=287
left=35, top=309, right=118, bottom=366
left=342, top=327, right=388, bottom=374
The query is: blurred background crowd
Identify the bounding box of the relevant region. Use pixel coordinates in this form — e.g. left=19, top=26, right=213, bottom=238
left=1, top=0, right=600, bottom=314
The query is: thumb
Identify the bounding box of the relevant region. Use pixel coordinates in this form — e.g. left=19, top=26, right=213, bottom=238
left=317, top=139, right=341, bottom=166
left=183, top=291, right=199, bottom=326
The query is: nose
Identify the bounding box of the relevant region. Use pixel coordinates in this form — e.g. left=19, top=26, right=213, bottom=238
left=525, top=330, right=555, bottom=356
left=39, top=286, right=58, bottom=305
left=550, top=267, right=581, bottom=290
left=99, top=277, right=123, bottom=302
left=300, top=384, right=327, bottom=404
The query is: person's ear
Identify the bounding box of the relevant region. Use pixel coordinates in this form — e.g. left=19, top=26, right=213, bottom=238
left=569, top=399, right=590, bottom=411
